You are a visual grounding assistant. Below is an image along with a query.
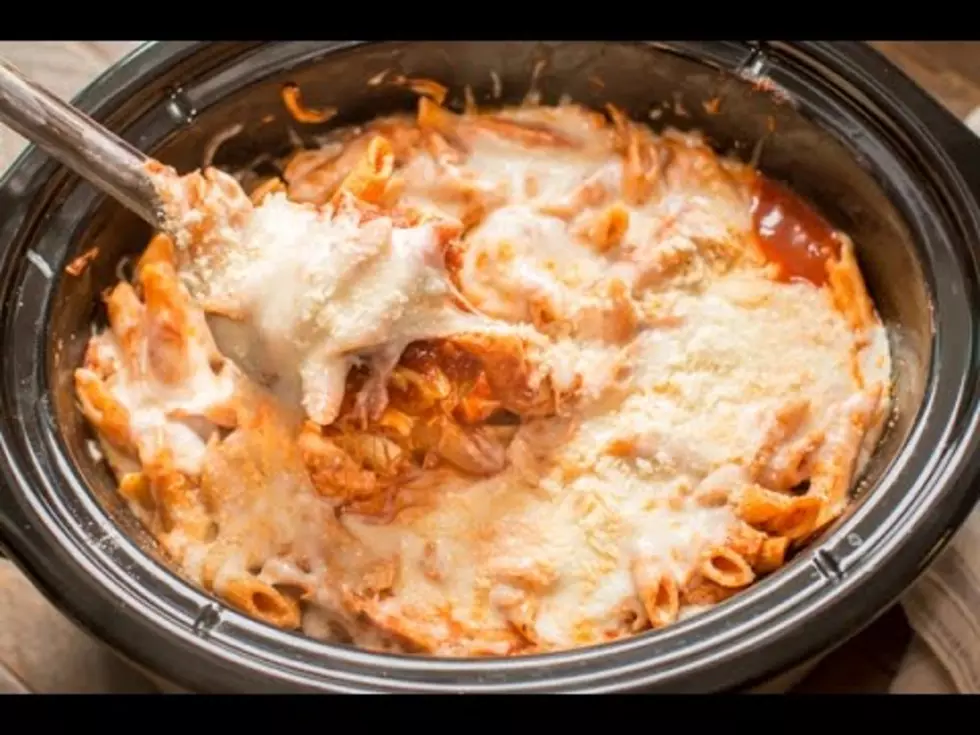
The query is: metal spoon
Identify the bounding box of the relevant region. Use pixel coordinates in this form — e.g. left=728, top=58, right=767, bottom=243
left=0, top=57, right=167, bottom=230
left=0, top=58, right=277, bottom=385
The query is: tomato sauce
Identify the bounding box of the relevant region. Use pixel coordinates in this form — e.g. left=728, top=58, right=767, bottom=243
left=750, top=175, right=841, bottom=287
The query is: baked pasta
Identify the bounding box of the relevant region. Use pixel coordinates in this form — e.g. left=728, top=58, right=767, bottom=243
left=73, top=84, right=892, bottom=656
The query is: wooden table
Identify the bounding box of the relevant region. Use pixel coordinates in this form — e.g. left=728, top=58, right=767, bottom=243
left=872, top=42, right=980, bottom=119
left=0, top=41, right=977, bottom=694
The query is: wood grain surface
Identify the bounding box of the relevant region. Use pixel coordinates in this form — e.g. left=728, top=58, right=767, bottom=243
left=0, top=42, right=139, bottom=167
left=872, top=41, right=980, bottom=118
left=0, top=40, right=976, bottom=694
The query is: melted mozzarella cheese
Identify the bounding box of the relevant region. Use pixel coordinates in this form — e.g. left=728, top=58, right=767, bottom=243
left=337, top=265, right=890, bottom=651
left=314, top=109, right=891, bottom=652
left=88, top=327, right=236, bottom=477
left=155, top=182, right=538, bottom=424
left=88, top=104, right=892, bottom=657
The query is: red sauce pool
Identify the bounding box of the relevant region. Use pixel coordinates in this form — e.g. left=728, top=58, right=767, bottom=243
left=750, top=175, right=841, bottom=287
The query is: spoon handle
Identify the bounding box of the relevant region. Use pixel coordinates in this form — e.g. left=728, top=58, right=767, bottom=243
left=0, top=57, right=165, bottom=229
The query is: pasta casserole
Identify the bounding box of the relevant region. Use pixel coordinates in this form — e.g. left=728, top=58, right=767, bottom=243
left=73, top=82, right=892, bottom=656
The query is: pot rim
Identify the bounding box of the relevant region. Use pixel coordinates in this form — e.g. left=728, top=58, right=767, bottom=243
left=1, top=41, right=979, bottom=693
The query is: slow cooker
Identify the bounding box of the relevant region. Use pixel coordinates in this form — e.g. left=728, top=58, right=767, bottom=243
left=0, top=41, right=979, bottom=693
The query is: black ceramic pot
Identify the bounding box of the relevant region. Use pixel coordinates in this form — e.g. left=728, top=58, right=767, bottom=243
left=0, top=41, right=978, bottom=693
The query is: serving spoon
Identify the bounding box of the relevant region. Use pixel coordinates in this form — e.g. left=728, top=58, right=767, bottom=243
left=0, top=57, right=480, bottom=424
left=0, top=57, right=170, bottom=231
left=0, top=57, right=283, bottom=386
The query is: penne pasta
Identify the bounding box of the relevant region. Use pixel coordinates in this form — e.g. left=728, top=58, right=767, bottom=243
left=248, top=176, right=287, bottom=205
left=73, top=89, right=892, bottom=657
left=736, top=484, right=823, bottom=541
left=74, top=369, right=134, bottom=453
left=223, top=577, right=303, bottom=629
left=700, top=546, right=756, bottom=588
left=755, top=536, right=791, bottom=574
left=332, top=135, right=396, bottom=206
left=631, top=558, right=681, bottom=629
left=826, top=235, right=877, bottom=332
left=583, top=202, right=630, bottom=252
